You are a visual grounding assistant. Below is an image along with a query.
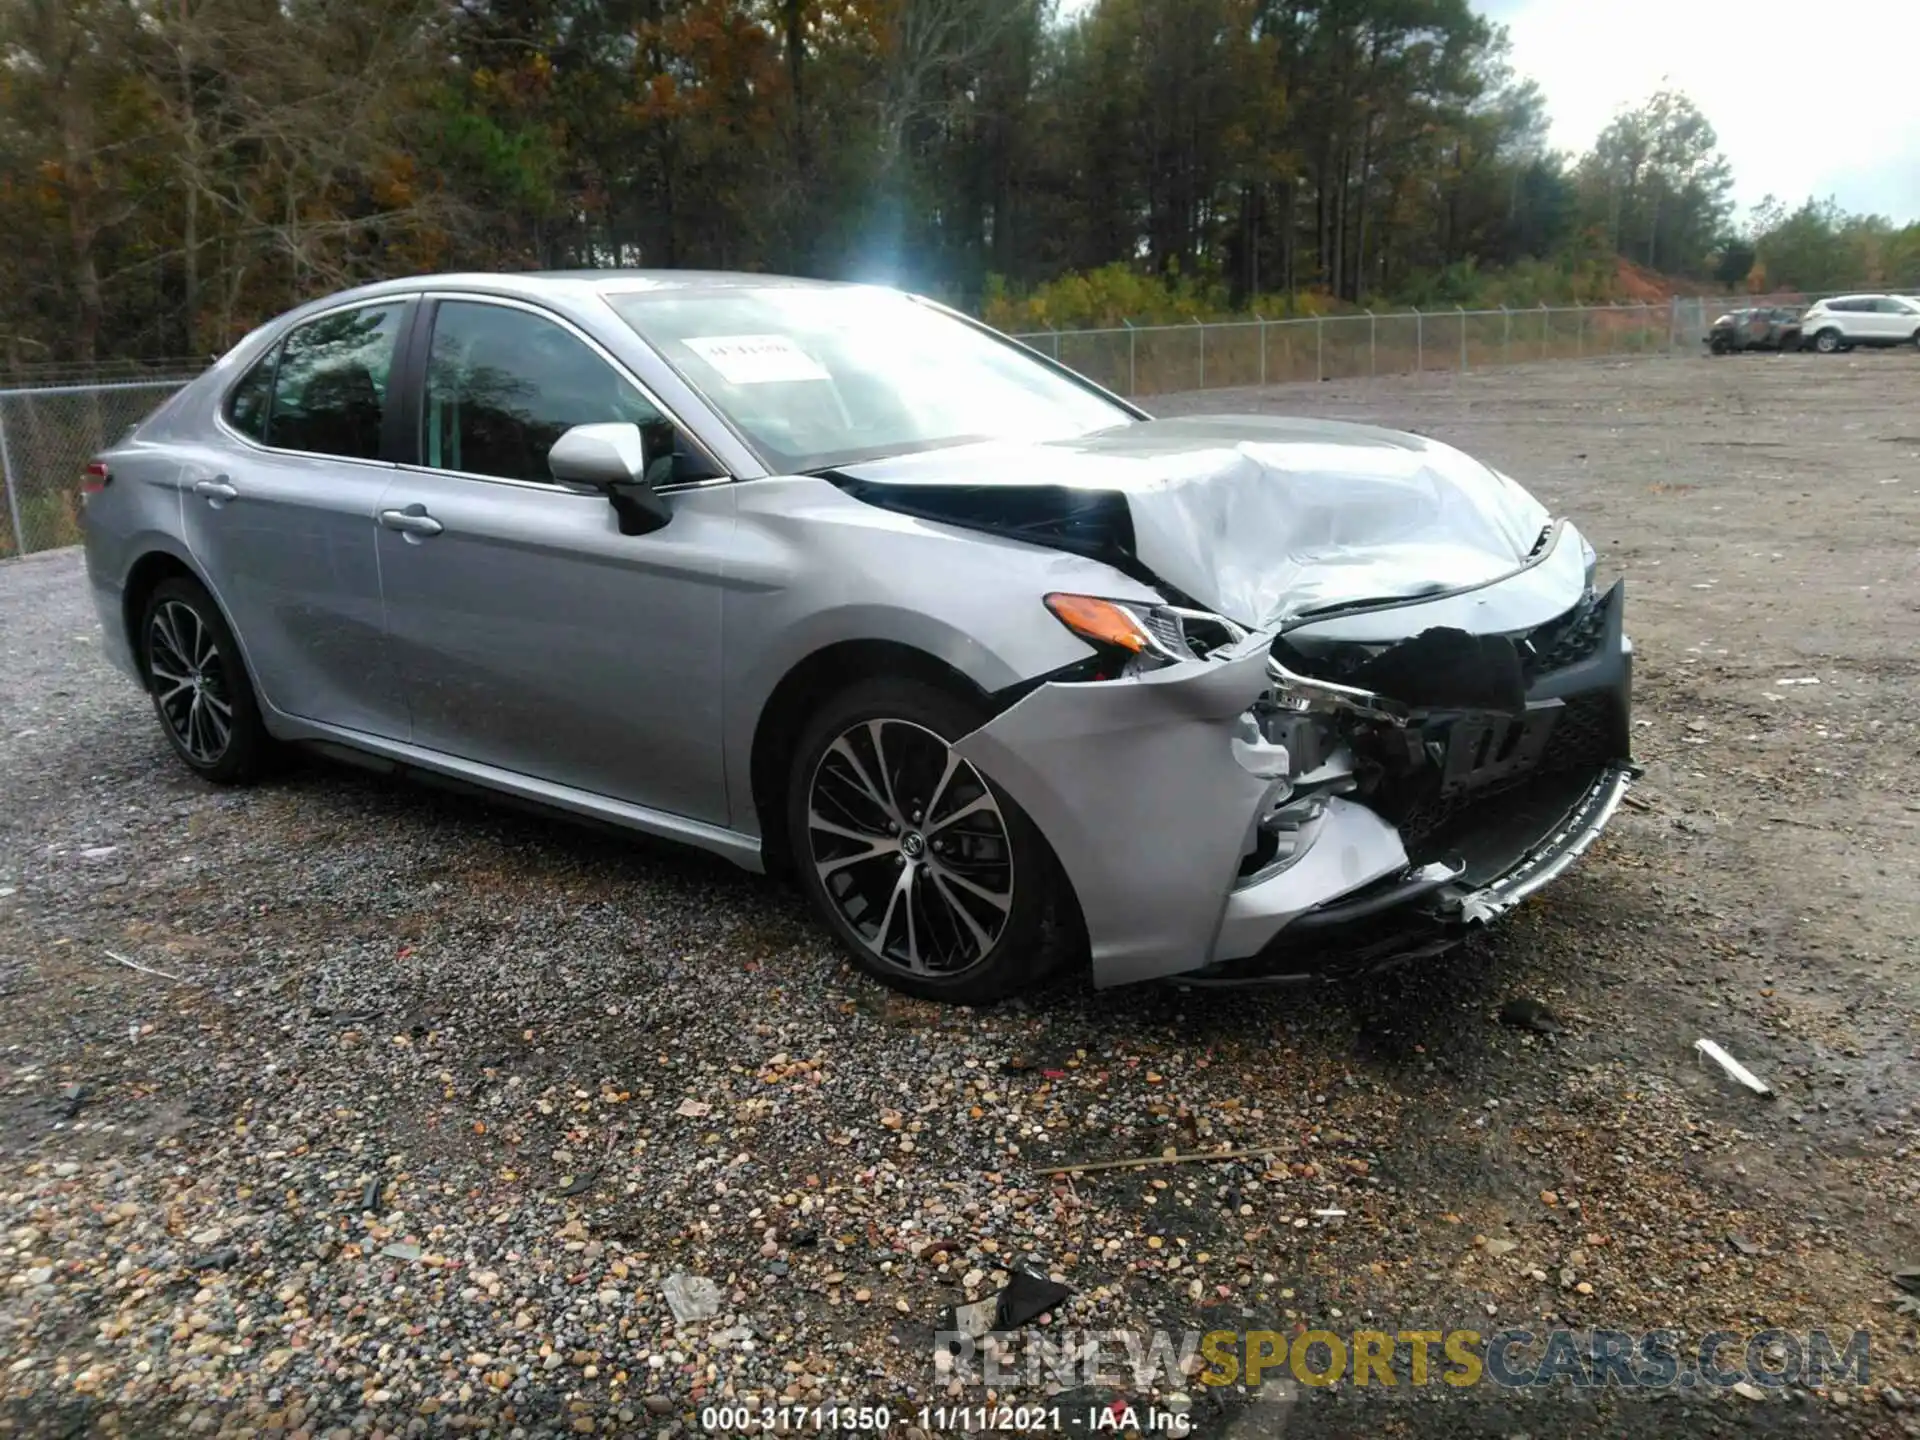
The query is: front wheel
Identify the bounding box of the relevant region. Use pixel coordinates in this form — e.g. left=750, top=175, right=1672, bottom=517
left=141, top=576, right=275, bottom=783
left=785, top=678, right=1059, bottom=1004
left=1813, top=328, right=1842, bottom=354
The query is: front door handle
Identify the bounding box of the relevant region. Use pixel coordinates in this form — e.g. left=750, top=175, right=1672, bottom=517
left=192, top=477, right=238, bottom=503
left=379, top=506, right=444, bottom=538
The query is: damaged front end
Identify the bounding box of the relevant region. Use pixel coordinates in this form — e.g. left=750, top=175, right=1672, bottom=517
left=953, top=526, right=1636, bottom=988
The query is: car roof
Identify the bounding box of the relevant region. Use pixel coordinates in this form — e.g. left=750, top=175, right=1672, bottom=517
left=305, top=269, right=855, bottom=308
left=535, top=269, right=846, bottom=292
left=251, top=269, right=877, bottom=342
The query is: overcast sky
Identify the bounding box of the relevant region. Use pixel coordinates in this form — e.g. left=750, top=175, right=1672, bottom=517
left=1480, top=0, right=1920, bottom=224
left=1056, top=0, right=1920, bottom=225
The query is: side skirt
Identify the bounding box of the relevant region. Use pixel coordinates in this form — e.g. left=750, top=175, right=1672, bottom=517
left=269, top=714, right=766, bottom=873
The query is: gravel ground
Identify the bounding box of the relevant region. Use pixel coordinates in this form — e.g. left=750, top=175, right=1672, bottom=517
left=2, top=351, right=1917, bottom=1439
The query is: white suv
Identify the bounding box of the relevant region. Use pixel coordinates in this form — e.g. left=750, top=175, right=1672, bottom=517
left=1797, top=294, right=1920, bottom=353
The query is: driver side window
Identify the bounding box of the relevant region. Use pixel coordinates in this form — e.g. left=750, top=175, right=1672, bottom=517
left=422, top=301, right=670, bottom=484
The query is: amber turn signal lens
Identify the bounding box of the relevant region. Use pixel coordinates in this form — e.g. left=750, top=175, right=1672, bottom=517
left=1044, top=593, right=1152, bottom=653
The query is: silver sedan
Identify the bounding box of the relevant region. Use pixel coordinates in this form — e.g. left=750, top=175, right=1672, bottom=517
left=81, top=272, right=1635, bottom=1002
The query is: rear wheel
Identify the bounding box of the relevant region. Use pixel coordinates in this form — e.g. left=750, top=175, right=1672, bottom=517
left=141, top=577, right=274, bottom=783
left=1814, top=328, right=1842, bottom=354
left=785, top=678, right=1057, bottom=1004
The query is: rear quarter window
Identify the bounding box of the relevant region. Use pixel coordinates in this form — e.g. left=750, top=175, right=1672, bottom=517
left=225, top=349, right=277, bottom=442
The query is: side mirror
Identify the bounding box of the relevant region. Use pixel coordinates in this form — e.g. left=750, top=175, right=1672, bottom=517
left=548, top=422, right=671, bottom=536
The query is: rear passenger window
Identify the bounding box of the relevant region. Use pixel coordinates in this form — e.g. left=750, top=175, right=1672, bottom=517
left=421, top=301, right=665, bottom=484
left=226, top=350, right=276, bottom=442
left=264, top=304, right=407, bottom=459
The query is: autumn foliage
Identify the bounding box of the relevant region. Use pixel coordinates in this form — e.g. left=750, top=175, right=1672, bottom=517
left=0, top=0, right=1911, bottom=372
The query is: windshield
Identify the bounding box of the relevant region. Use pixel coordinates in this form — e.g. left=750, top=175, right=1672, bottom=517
left=607, top=286, right=1135, bottom=472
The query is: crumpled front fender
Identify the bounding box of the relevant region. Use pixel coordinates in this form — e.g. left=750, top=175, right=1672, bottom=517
left=952, top=641, right=1278, bottom=986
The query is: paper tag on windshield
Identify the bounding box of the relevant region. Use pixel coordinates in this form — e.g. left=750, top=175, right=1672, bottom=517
left=683, top=334, right=831, bottom=385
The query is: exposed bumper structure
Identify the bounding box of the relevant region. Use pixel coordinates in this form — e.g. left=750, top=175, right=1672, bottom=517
left=1189, top=760, right=1635, bottom=985
left=956, top=560, right=1635, bottom=988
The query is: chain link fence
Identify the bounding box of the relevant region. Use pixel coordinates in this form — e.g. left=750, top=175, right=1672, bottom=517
left=0, top=291, right=1900, bottom=558
left=0, top=381, right=191, bottom=558
left=1009, top=294, right=1838, bottom=398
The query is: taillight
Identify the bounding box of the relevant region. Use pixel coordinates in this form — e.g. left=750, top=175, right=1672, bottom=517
left=81, top=461, right=111, bottom=497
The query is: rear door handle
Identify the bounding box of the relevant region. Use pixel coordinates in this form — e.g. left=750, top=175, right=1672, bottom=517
left=192, top=477, right=238, bottom=503
left=379, top=506, right=443, bottom=538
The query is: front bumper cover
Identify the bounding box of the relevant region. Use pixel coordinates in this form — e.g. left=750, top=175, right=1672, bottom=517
left=955, top=586, right=1634, bottom=988
left=953, top=641, right=1282, bottom=987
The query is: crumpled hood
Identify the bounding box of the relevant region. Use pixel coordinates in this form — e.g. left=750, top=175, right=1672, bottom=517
left=831, top=414, right=1552, bottom=628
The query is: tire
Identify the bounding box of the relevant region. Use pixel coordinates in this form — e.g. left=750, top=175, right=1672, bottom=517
left=785, top=677, right=1058, bottom=1004
left=140, top=576, right=274, bottom=783
left=1912, top=329, right=1920, bottom=351
left=1813, top=328, right=1842, bottom=354
left=1708, top=335, right=1731, bottom=355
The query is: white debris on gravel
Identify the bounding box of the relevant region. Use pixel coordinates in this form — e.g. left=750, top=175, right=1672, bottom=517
left=661, top=1273, right=723, bottom=1324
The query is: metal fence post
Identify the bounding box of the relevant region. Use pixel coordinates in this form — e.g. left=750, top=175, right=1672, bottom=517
left=1458, top=306, right=1468, bottom=372
left=0, top=401, right=21, bottom=558
left=1578, top=306, right=1586, bottom=357
left=1257, top=315, right=1267, bottom=387
left=1124, top=319, right=1136, bottom=397
left=1316, top=314, right=1324, bottom=382
left=1502, top=306, right=1511, bottom=365
left=1414, top=307, right=1423, bottom=371
left=1667, top=298, right=1678, bottom=356
left=1539, top=303, right=1548, bottom=360
left=1195, top=317, right=1206, bottom=389
left=1048, top=325, right=1060, bottom=361
left=1367, top=309, right=1376, bottom=376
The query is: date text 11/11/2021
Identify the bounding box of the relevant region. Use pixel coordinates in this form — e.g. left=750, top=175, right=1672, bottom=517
left=698, top=1405, right=1194, bottom=1433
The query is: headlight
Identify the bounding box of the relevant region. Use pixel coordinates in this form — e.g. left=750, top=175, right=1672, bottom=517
left=1044, top=594, right=1170, bottom=658
left=1044, top=594, right=1246, bottom=672
left=1580, top=534, right=1598, bottom=590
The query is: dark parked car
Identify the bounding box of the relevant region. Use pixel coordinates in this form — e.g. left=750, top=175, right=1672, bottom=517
left=1706, top=307, right=1803, bottom=354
